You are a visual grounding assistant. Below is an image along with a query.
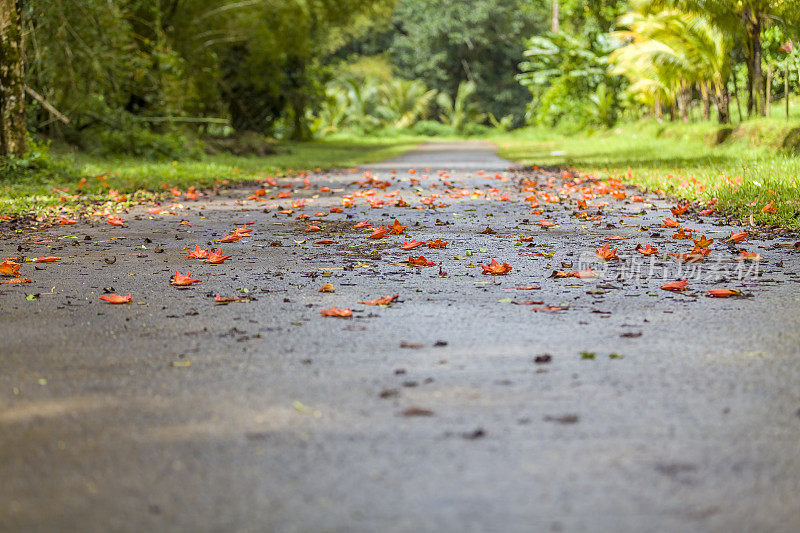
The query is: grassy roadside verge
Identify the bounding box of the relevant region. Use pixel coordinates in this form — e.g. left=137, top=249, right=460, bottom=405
left=0, top=136, right=424, bottom=216
left=494, top=120, right=800, bottom=231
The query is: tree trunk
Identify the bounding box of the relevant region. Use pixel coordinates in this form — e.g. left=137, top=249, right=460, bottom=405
left=765, top=66, right=772, bottom=117
left=0, top=0, right=26, bottom=157
left=745, top=10, right=765, bottom=117
left=702, top=87, right=711, bottom=121
left=551, top=1, right=559, bottom=33
left=715, top=84, right=731, bottom=125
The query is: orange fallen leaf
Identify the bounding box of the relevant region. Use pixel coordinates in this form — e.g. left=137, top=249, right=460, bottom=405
left=170, top=271, right=201, bottom=286
left=214, top=295, right=249, bottom=303
left=99, top=293, right=132, bottom=304
left=220, top=233, right=242, bottom=243
left=313, top=239, right=337, bottom=245
left=58, top=216, right=76, bottom=225
left=0, top=260, right=21, bottom=277
left=596, top=243, right=618, bottom=260
left=673, top=228, right=693, bottom=239
left=369, top=225, right=391, bottom=239
left=427, top=239, right=448, bottom=248
left=671, top=252, right=706, bottom=262
left=1, top=277, right=32, bottom=284
left=401, top=240, right=424, bottom=250
left=107, top=215, right=125, bottom=226
left=354, top=220, right=372, bottom=228
left=661, top=279, right=689, bottom=291
left=320, top=306, right=352, bottom=318
left=636, top=244, right=659, bottom=256
left=481, top=259, right=512, bottom=275
left=670, top=203, right=690, bottom=216
left=761, top=201, right=777, bottom=214
left=725, top=231, right=748, bottom=243
left=404, top=255, right=436, bottom=267
left=536, top=219, right=556, bottom=227
left=187, top=245, right=210, bottom=259
left=206, top=248, right=232, bottom=264
left=706, top=289, right=741, bottom=298
left=305, top=224, right=323, bottom=233
left=661, top=218, right=679, bottom=228
left=33, top=256, right=60, bottom=263
left=738, top=251, right=761, bottom=261
left=318, top=283, right=335, bottom=293
left=388, top=219, right=406, bottom=234
left=359, top=294, right=399, bottom=306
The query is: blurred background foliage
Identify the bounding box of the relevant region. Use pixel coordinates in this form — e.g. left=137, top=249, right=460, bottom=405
left=9, top=0, right=800, bottom=161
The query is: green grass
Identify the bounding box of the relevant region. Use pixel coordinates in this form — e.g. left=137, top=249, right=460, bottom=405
left=494, top=118, right=800, bottom=230
left=0, top=136, right=424, bottom=215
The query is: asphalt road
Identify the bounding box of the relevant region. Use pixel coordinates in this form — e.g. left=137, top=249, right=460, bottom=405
left=2, top=141, right=800, bottom=532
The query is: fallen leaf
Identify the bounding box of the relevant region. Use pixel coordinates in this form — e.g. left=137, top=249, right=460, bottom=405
left=662, top=218, right=679, bottom=228
left=706, top=289, right=741, bottom=298
left=481, top=259, right=512, bottom=275
left=214, top=295, right=249, bottom=303
left=596, top=243, right=618, bottom=260
left=1, top=277, right=32, bottom=284
left=427, top=239, right=448, bottom=248
left=636, top=244, right=659, bottom=256
left=388, top=219, right=406, bottom=234
left=320, top=306, right=352, bottom=317
left=401, top=240, right=424, bottom=250
left=369, top=225, right=391, bottom=239
left=404, top=255, right=436, bottom=267
left=206, top=248, right=232, bottom=264
left=107, top=215, right=125, bottom=226
left=0, top=260, right=21, bottom=277
left=318, top=283, right=335, bottom=293
left=187, top=245, right=209, bottom=259
left=170, top=271, right=201, bottom=286
left=32, top=256, right=60, bottom=263
left=661, top=279, right=689, bottom=291
left=359, top=294, right=399, bottom=305
left=725, top=231, right=748, bottom=243
left=99, top=293, right=132, bottom=304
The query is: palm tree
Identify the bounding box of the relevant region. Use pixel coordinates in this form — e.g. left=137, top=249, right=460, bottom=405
left=376, top=79, right=437, bottom=129
left=611, top=9, right=732, bottom=123
left=436, top=81, right=486, bottom=133
left=647, top=0, right=800, bottom=117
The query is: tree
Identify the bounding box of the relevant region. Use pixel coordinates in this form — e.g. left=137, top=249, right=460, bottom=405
left=611, top=9, right=732, bottom=123
left=648, top=0, right=800, bottom=117
left=0, top=0, right=26, bottom=156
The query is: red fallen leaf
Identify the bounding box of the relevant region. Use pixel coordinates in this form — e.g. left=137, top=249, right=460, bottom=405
left=319, top=186, right=331, bottom=192
left=518, top=236, right=534, bottom=242
left=481, top=259, right=512, bottom=275
left=671, top=203, right=690, bottom=216
left=706, top=289, right=741, bottom=298
left=404, top=255, right=436, bottom=267
left=388, top=219, right=406, bottom=234
left=551, top=270, right=575, bottom=278
left=33, top=256, right=60, bottom=263
left=631, top=196, right=645, bottom=202
left=214, top=295, right=249, bottom=303
left=354, top=220, right=372, bottom=228
left=187, top=245, right=210, bottom=259
left=220, top=233, right=242, bottom=243
left=369, top=225, right=391, bottom=239
left=107, top=215, right=125, bottom=226
left=636, top=244, right=659, bottom=256
left=320, top=306, right=353, bottom=318
left=233, top=225, right=253, bottom=235
left=596, top=243, right=618, bottom=260
left=359, top=294, right=399, bottom=305
left=725, top=231, right=748, bottom=243
left=58, top=216, right=76, bottom=225
left=313, top=239, right=337, bottom=245
left=611, top=191, right=626, bottom=199
left=661, top=279, right=689, bottom=291
left=330, top=207, right=343, bottom=213
left=536, top=219, right=556, bottom=227
left=206, top=248, right=232, bottom=264
left=1, top=277, right=32, bottom=284
left=99, top=293, right=132, bottom=304
left=515, top=285, right=541, bottom=290
left=671, top=252, right=706, bottom=262
left=179, top=220, right=192, bottom=226
left=605, top=235, right=628, bottom=240
left=738, top=251, right=761, bottom=261
left=170, top=270, right=201, bottom=286
left=531, top=306, right=566, bottom=312
left=698, top=207, right=716, bottom=216
left=0, top=260, right=21, bottom=277
left=761, top=201, right=777, bottom=214
left=277, top=191, right=291, bottom=199
left=576, top=199, right=587, bottom=209
left=585, top=215, right=602, bottom=221
left=673, top=228, right=693, bottom=239
left=427, top=239, right=448, bottom=248
left=312, top=211, right=327, bottom=217
left=401, top=240, right=424, bottom=250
